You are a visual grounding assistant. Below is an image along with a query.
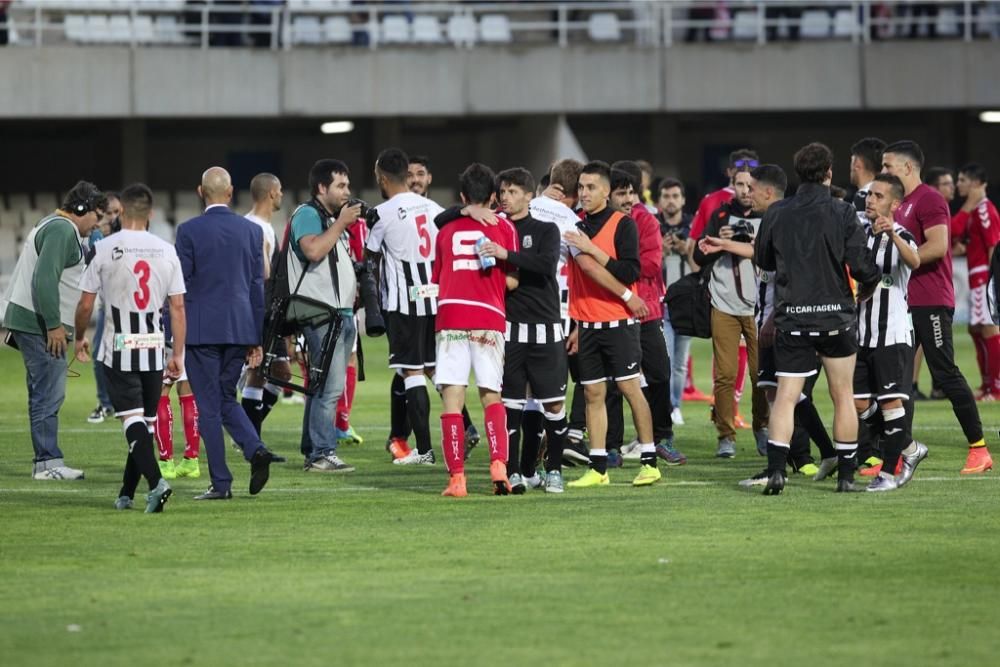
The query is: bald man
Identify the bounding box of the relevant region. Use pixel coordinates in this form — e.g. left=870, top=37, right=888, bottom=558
left=175, top=167, right=277, bottom=500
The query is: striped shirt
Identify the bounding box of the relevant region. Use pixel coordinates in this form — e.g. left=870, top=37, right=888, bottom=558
left=505, top=321, right=564, bottom=344
left=78, top=229, right=186, bottom=372
left=756, top=269, right=775, bottom=329
left=857, top=221, right=917, bottom=348
left=367, top=192, right=445, bottom=316
left=528, top=196, right=580, bottom=336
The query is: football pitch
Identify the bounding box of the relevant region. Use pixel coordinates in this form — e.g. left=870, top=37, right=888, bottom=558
left=1, top=334, right=998, bottom=667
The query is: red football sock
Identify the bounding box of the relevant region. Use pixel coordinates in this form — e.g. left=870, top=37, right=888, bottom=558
left=735, top=344, right=748, bottom=402
left=985, top=334, right=1000, bottom=395
left=440, top=412, right=465, bottom=474
left=155, top=396, right=173, bottom=460
left=484, top=402, right=509, bottom=463
left=684, top=357, right=696, bottom=393
left=336, top=365, right=357, bottom=431
left=972, top=331, right=988, bottom=389
left=179, top=393, right=200, bottom=459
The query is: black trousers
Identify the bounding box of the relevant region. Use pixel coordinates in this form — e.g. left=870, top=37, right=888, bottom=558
left=911, top=306, right=983, bottom=444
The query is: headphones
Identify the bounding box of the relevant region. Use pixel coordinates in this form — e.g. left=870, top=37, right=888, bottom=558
left=68, top=190, right=100, bottom=217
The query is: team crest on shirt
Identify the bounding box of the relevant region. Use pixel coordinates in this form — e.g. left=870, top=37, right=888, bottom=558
left=881, top=275, right=894, bottom=288
left=112, top=246, right=123, bottom=261
left=398, top=208, right=408, bottom=220
left=523, top=235, right=533, bottom=249
left=760, top=272, right=770, bottom=283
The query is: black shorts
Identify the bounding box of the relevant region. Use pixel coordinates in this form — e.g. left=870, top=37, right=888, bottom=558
left=104, top=366, right=163, bottom=418
left=775, top=328, right=857, bottom=378
left=578, top=324, right=642, bottom=385
left=386, top=312, right=436, bottom=369
left=758, top=345, right=777, bottom=387
left=502, top=340, right=568, bottom=403
left=639, top=320, right=669, bottom=384
left=853, top=344, right=913, bottom=402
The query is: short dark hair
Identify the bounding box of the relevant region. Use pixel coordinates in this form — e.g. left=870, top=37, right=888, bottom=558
left=538, top=173, right=551, bottom=189
left=250, top=173, right=280, bottom=202
left=658, top=177, right=684, bottom=196
left=750, top=164, right=787, bottom=195
left=923, top=166, right=953, bottom=188
left=580, top=160, right=612, bottom=185
left=61, top=180, right=107, bottom=216
left=610, top=160, right=642, bottom=193
left=873, top=173, right=905, bottom=201
left=459, top=163, right=496, bottom=206
left=793, top=142, right=834, bottom=184
left=309, top=159, right=350, bottom=196
left=497, top=167, right=535, bottom=194
left=408, top=155, right=431, bottom=171
left=830, top=185, right=848, bottom=200
left=884, top=140, right=925, bottom=170
left=375, top=148, right=410, bottom=184
left=959, top=162, right=988, bottom=185
left=610, top=168, right=634, bottom=193
left=550, top=158, right=583, bottom=194
left=729, top=148, right=759, bottom=168
left=119, top=183, right=154, bottom=219
left=850, top=137, right=887, bottom=174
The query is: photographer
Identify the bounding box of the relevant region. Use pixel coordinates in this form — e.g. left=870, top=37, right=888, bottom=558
left=692, top=169, right=768, bottom=459
left=287, top=159, right=362, bottom=473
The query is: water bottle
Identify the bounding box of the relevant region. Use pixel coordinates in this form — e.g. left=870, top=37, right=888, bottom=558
left=476, top=236, right=496, bottom=269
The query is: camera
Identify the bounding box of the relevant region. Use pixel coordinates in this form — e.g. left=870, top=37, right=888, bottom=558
left=729, top=219, right=755, bottom=243
left=346, top=198, right=381, bottom=228
left=671, top=229, right=688, bottom=242
left=354, top=257, right=386, bottom=337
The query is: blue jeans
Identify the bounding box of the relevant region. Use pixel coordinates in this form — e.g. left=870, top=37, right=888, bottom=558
left=662, top=309, right=692, bottom=409
left=300, top=312, right=356, bottom=462
left=13, top=330, right=68, bottom=467
left=92, top=307, right=113, bottom=410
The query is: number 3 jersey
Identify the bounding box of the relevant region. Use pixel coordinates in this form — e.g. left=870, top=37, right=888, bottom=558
left=79, top=229, right=186, bottom=372
left=367, top=192, right=445, bottom=317
left=432, top=216, right=519, bottom=333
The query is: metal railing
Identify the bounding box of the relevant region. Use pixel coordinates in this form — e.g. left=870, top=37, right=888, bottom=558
left=1, top=1, right=997, bottom=50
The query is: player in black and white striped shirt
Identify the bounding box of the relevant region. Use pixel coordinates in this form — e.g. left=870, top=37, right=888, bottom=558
left=74, top=183, right=187, bottom=512
left=853, top=174, right=928, bottom=492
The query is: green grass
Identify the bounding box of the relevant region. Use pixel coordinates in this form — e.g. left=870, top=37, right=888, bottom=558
left=1, top=334, right=999, bottom=667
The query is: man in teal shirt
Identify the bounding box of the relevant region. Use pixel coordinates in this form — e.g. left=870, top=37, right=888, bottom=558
left=2, top=181, right=105, bottom=479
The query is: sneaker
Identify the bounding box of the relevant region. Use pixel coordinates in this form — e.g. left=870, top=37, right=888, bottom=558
left=896, top=441, right=928, bottom=486
left=158, top=459, right=177, bottom=480
left=865, top=475, right=899, bottom=492
left=306, top=454, right=355, bottom=473
left=567, top=468, right=610, bottom=488
left=739, top=469, right=770, bottom=487
left=87, top=405, right=112, bottom=424
left=337, top=425, right=364, bottom=447
left=385, top=437, right=412, bottom=461
left=525, top=473, right=544, bottom=489
left=562, top=438, right=590, bottom=466
left=836, top=478, right=861, bottom=493
left=682, top=387, right=712, bottom=402
left=656, top=439, right=687, bottom=466
left=393, top=449, right=436, bottom=466
left=961, top=445, right=993, bottom=474
left=606, top=449, right=623, bottom=468
left=544, top=470, right=564, bottom=493
left=671, top=407, right=685, bottom=425
left=796, top=462, right=820, bottom=477
left=621, top=439, right=642, bottom=460
left=632, top=464, right=661, bottom=487
left=762, top=470, right=786, bottom=495
left=859, top=456, right=883, bottom=477
left=145, top=479, right=172, bottom=513
left=734, top=413, right=751, bottom=430
left=813, top=457, right=838, bottom=481
left=464, top=425, right=480, bottom=461
left=32, top=465, right=85, bottom=480
left=490, top=460, right=511, bottom=495
left=442, top=473, right=467, bottom=497
left=509, top=473, right=526, bottom=495
left=113, top=496, right=134, bottom=510
left=175, top=457, right=200, bottom=478
left=715, top=438, right=736, bottom=459
left=754, top=429, right=768, bottom=457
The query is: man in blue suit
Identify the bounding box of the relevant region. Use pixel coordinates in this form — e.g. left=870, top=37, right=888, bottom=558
left=175, top=166, right=276, bottom=500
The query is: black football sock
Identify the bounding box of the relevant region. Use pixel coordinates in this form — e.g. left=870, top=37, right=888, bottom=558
left=520, top=409, right=544, bottom=477
left=766, top=441, right=789, bottom=474
left=125, top=420, right=162, bottom=491
left=835, top=441, right=858, bottom=481
left=390, top=373, right=410, bottom=439
left=880, top=406, right=910, bottom=475
left=542, top=408, right=567, bottom=473
left=589, top=449, right=608, bottom=475
left=404, top=379, right=432, bottom=455
left=505, top=406, right=523, bottom=477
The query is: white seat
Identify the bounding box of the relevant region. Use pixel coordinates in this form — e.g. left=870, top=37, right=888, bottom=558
left=173, top=207, right=201, bottom=226
left=412, top=15, right=442, bottom=43
left=381, top=15, right=410, bottom=44
left=291, top=16, right=322, bottom=45
left=833, top=8, right=856, bottom=39
left=108, top=15, right=132, bottom=44
left=154, top=15, right=182, bottom=43
left=7, top=193, right=31, bottom=210
left=936, top=6, right=962, bottom=37
left=479, top=14, right=511, bottom=43
left=323, top=16, right=352, bottom=43
left=447, top=14, right=476, bottom=46
left=800, top=9, right=831, bottom=39
left=588, top=12, right=621, bottom=42
left=151, top=190, right=171, bottom=209
left=731, top=10, right=757, bottom=41
left=0, top=228, right=19, bottom=274
left=174, top=191, right=202, bottom=211
left=64, top=14, right=88, bottom=43
left=34, top=193, right=57, bottom=212
left=20, top=209, right=45, bottom=230
left=133, top=15, right=155, bottom=43
left=87, top=15, right=110, bottom=44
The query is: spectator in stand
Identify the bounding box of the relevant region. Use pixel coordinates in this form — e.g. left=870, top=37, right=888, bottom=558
left=765, top=4, right=803, bottom=41
left=952, top=163, right=1000, bottom=400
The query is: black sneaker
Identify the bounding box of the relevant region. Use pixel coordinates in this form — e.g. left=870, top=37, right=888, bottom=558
left=762, top=470, right=786, bottom=496
left=562, top=438, right=589, bottom=467
left=836, top=478, right=861, bottom=493
left=739, top=469, right=770, bottom=487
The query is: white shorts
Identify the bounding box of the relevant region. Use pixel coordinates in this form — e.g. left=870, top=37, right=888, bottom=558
left=162, top=347, right=187, bottom=384
left=435, top=329, right=505, bottom=393
left=970, top=283, right=992, bottom=326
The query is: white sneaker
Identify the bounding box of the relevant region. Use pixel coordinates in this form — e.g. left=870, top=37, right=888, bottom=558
left=524, top=473, right=544, bottom=489
left=393, top=449, right=436, bottom=466
left=33, top=465, right=85, bottom=480
left=671, top=407, right=684, bottom=425
left=621, top=439, right=642, bottom=460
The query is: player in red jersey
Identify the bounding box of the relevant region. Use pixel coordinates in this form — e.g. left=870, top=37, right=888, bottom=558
left=953, top=163, right=1000, bottom=399
left=432, top=163, right=519, bottom=497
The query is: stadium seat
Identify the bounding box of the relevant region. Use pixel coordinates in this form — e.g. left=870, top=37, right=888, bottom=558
left=20, top=209, right=45, bottom=230
left=447, top=14, right=476, bottom=46
left=936, top=6, right=962, bottom=37
left=479, top=15, right=512, bottom=43
left=151, top=190, right=171, bottom=210
left=800, top=10, right=831, bottom=39
left=731, top=10, right=758, bottom=41
left=108, top=15, right=132, bottom=44
left=588, top=13, right=621, bottom=42
left=412, top=15, right=443, bottom=44
left=154, top=15, right=183, bottom=44
left=6, top=193, right=31, bottom=210
left=86, top=15, right=110, bottom=44
left=174, top=191, right=202, bottom=211
left=291, top=16, right=323, bottom=45
left=381, top=15, right=411, bottom=44
left=0, top=227, right=19, bottom=273
left=33, top=192, right=57, bottom=212
left=64, top=14, right=89, bottom=43
left=323, top=16, right=352, bottom=44
left=833, top=8, right=857, bottom=39
left=133, top=15, right=155, bottom=44
left=173, top=207, right=201, bottom=226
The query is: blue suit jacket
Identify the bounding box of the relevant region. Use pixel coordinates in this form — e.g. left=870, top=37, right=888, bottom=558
left=175, top=205, right=264, bottom=346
